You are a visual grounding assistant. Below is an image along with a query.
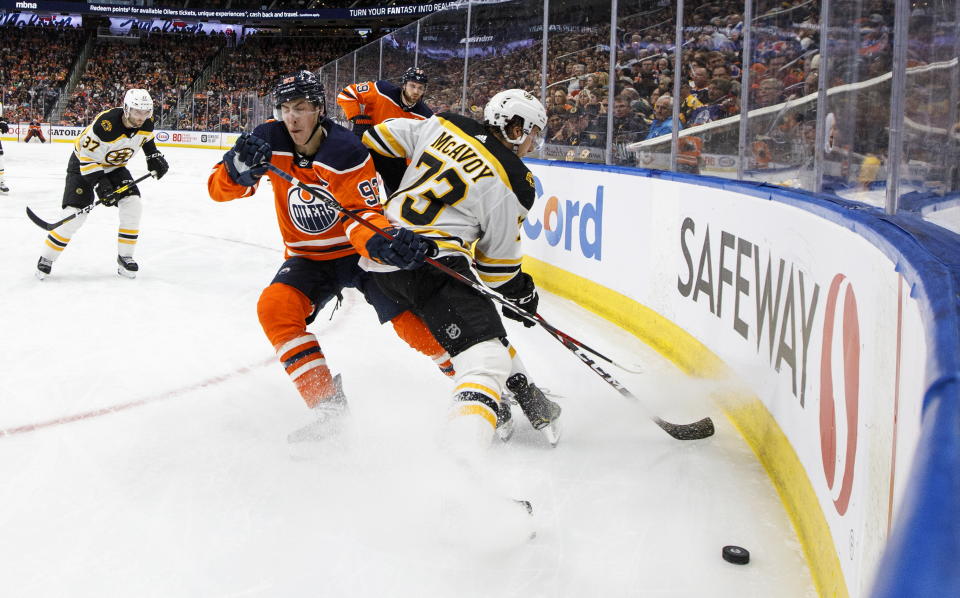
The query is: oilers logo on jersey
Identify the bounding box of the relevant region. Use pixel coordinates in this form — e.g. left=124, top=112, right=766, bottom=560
left=287, top=184, right=339, bottom=234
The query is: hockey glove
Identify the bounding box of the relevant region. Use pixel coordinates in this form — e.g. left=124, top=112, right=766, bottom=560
left=498, top=272, right=538, bottom=327
left=96, top=178, right=121, bottom=206
left=0, top=118, right=8, bottom=134
left=224, top=132, right=271, bottom=186
left=366, top=227, right=437, bottom=270
left=350, top=114, right=374, bottom=138
left=146, top=152, right=169, bottom=180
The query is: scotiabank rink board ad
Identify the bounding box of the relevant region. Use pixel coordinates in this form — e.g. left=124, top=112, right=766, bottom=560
left=524, top=161, right=926, bottom=598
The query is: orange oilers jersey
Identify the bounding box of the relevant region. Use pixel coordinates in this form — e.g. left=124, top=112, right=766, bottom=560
left=337, top=80, right=433, bottom=124
left=207, top=118, right=389, bottom=261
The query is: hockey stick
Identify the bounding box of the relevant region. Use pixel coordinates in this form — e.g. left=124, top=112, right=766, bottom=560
left=263, top=162, right=714, bottom=441
left=26, top=172, right=155, bottom=231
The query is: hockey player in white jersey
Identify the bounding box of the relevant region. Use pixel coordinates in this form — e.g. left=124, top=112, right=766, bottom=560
left=362, top=89, right=559, bottom=456
left=35, top=89, right=168, bottom=279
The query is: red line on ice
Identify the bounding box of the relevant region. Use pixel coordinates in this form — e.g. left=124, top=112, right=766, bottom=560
left=0, top=357, right=275, bottom=438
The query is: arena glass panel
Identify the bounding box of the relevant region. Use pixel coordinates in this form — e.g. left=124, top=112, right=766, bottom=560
left=544, top=0, right=612, bottom=164
left=381, top=25, right=419, bottom=86
left=320, top=66, right=337, bottom=124
left=820, top=0, right=895, bottom=208
left=416, top=7, right=468, bottom=116
left=615, top=0, right=679, bottom=169
left=354, top=40, right=382, bottom=90
left=897, top=2, right=960, bottom=223
left=740, top=0, right=818, bottom=187
left=463, top=0, right=545, bottom=124
left=245, top=92, right=274, bottom=132
left=332, top=56, right=355, bottom=125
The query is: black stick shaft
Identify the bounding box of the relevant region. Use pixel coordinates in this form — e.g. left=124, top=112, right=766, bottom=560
left=25, top=172, right=154, bottom=231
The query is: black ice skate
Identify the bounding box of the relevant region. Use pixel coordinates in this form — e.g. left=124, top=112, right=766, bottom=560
left=36, top=257, right=52, bottom=280
left=495, top=398, right=515, bottom=442
left=506, top=373, right=562, bottom=447
left=117, top=255, right=138, bottom=278
left=0, top=179, right=9, bottom=193
left=287, top=374, right=349, bottom=443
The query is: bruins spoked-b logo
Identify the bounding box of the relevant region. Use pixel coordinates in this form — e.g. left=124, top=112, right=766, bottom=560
left=287, top=185, right=339, bottom=234
left=105, top=148, right=135, bottom=165
left=101, top=119, right=112, bottom=132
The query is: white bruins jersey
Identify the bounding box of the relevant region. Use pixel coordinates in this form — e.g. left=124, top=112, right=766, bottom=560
left=362, top=112, right=536, bottom=289
left=70, top=108, right=155, bottom=178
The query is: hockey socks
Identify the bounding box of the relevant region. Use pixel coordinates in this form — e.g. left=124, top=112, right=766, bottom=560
left=258, top=283, right=338, bottom=408
left=390, top=310, right=455, bottom=377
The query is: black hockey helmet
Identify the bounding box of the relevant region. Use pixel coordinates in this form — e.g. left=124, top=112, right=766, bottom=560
left=400, top=67, right=428, bottom=85
left=272, top=70, right=325, bottom=118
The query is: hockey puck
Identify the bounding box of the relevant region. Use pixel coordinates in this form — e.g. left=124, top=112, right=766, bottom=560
left=722, top=545, right=750, bottom=565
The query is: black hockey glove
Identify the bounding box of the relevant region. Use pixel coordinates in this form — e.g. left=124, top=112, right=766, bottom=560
left=146, top=152, right=169, bottom=180
left=0, top=118, right=8, bottom=134
left=224, top=132, right=271, bottom=186
left=350, top=114, right=374, bottom=138
left=366, top=227, right=437, bottom=270
left=95, top=178, right=121, bottom=206
left=498, top=272, right=538, bottom=327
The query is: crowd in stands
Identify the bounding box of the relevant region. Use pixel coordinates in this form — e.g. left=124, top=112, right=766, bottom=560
left=0, top=0, right=928, bottom=186
left=192, top=33, right=362, bottom=131
left=359, top=0, right=850, bottom=168
left=60, top=33, right=224, bottom=126
left=0, top=24, right=86, bottom=124
left=51, top=28, right=362, bottom=131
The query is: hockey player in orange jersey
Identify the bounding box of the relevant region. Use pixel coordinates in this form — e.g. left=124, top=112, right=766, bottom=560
left=208, top=70, right=448, bottom=442
left=23, top=118, right=46, bottom=143
left=337, top=67, right=433, bottom=137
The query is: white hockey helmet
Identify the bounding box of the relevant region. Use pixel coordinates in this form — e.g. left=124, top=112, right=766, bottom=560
left=483, top=89, right=547, bottom=146
left=123, top=89, right=153, bottom=118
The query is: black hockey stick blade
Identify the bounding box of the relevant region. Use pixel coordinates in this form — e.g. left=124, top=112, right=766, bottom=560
left=553, top=332, right=715, bottom=440
left=25, top=206, right=65, bottom=231
left=653, top=415, right=715, bottom=440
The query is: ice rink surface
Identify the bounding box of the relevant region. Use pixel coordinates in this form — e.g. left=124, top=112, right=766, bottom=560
left=0, top=142, right=815, bottom=597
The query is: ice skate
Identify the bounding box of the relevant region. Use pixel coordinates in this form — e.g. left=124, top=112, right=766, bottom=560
left=0, top=178, right=9, bottom=193
left=35, top=257, right=52, bottom=280
left=117, top=255, right=138, bottom=278
left=494, top=398, right=515, bottom=442
left=287, top=374, right=349, bottom=443
left=506, top=373, right=562, bottom=447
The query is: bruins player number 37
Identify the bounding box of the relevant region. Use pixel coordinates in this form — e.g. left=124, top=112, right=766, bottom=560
left=35, top=88, right=169, bottom=280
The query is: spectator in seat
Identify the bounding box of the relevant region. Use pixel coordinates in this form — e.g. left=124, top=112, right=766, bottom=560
left=550, top=88, right=575, bottom=114
left=756, top=78, right=785, bottom=107
left=612, top=97, right=647, bottom=143
left=645, top=95, right=681, bottom=140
